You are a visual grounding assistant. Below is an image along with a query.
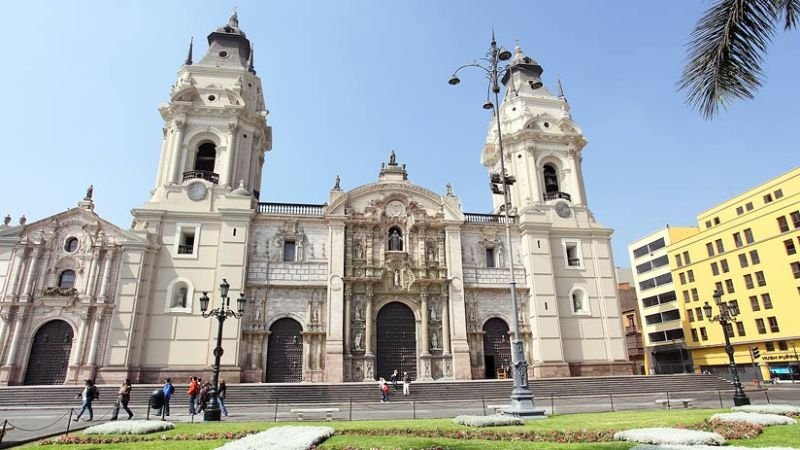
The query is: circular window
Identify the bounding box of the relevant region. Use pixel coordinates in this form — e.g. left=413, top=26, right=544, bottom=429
left=208, top=95, right=216, bottom=102
left=544, top=122, right=550, bottom=128
left=219, top=51, right=228, bottom=58
left=64, top=237, right=79, bottom=253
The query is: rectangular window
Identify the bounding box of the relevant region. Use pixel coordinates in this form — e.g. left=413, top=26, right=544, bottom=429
left=778, top=341, right=788, bottom=351
left=749, top=250, right=760, bottom=265
left=679, top=272, right=686, bottom=285
left=177, top=230, right=195, bottom=254
left=564, top=241, right=582, bottom=268
left=766, top=341, right=775, bottom=351
left=687, top=270, right=695, bottom=282
left=755, top=271, right=766, bottom=287
left=792, top=261, right=800, bottom=279
left=720, top=259, right=729, bottom=273
left=682, top=290, right=691, bottom=303
left=778, top=216, right=790, bottom=232
left=768, top=316, right=779, bottom=333
left=691, top=328, right=699, bottom=342
left=785, top=239, right=797, bottom=255
left=642, top=295, right=659, bottom=308
left=724, top=322, right=734, bottom=338
left=756, top=318, right=766, bottom=334
left=775, top=189, right=784, bottom=199
left=683, top=251, right=691, bottom=264
left=687, top=309, right=695, bottom=321
left=746, top=202, right=754, bottom=211
left=675, top=254, right=683, bottom=268
left=764, top=193, right=773, bottom=204
left=695, top=307, right=703, bottom=321
left=639, top=278, right=656, bottom=290
left=761, top=293, right=773, bottom=309
left=283, top=240, right=296, bottom=262
left=725, top=279, right=735, bottom=294
left=733, top=232, right=743, bottom=248
left=736, top=321, right=746, bottom=336
left=700, top=327, right=708, bottom=340
left=655, top=273, right=673, bottom=286
left=792, top=211, right=800, bottom=229
left=706, top=242, right=715, bottom=257
left=486, top=248, right=496, bottom=268
left=710, top=262, right=719, bottom=276
left=739, top=253, right=749, bottom=268
left=652, top=254, right=669, bottom=268
left=175, top=224, right=201, bottom=257
left=744, top=274, right=754, bottom=289
left=691, top=288, right=699, bottom=302
left=728, top=299, right=739, bottom=314
left=633, top=245, right=649, bottom=258
left=744, top=228, right=754, bottom=244
left=715, top=281, right=723, bottom=293
left=715, top=239, right=725, bottom=254
left=705, top=220, right=712, bottom=229
left=736, top=206, right=744, bottom=215
left=714, top=216, right=720, bottom=225
left=750, top=295, right=760, bottom=311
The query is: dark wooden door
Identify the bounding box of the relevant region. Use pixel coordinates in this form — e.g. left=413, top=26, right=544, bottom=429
left=266, top=318, right=303, bottom=383
left=376, top=302, right=417, bottom=381
left=23, top=320, right=73, bottom=385
left=483, top=318, right=511, bottom=379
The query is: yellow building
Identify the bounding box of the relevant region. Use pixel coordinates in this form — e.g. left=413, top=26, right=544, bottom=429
left=667, top=167, right=800, bottom=382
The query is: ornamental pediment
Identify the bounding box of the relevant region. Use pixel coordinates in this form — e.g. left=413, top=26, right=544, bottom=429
left=328, top=182, right=463, bottom=223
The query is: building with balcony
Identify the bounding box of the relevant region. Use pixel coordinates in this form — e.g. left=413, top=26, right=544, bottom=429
left=617, top=268, right=645, bottom=374
left=628, top=227, right=697, bottom=374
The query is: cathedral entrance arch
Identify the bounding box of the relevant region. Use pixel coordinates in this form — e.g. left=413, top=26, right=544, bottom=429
left=376, top=302, right=416, bottom=381
left=483, top=318, right=511, bottom=379
left=23, top=320, right=73, bottom=385
left=265, top=318, right=303, bottom=383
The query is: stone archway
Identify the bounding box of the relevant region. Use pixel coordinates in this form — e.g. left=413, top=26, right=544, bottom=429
left=483, top=318, right=511, bottom=379
left=376, top=302, right=416, bottom=381
left=23, top=320, right=73, bottom=385
left=265, top=318, right=303, bottom=383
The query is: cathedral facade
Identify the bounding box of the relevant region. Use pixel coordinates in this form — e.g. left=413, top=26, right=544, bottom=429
left=0, top=14, right=630, bottom=385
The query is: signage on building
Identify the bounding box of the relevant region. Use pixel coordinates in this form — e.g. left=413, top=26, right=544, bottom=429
left=762, top=353, right=798, bottom=362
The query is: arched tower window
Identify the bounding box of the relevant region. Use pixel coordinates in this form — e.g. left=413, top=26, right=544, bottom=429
left=195, top=143, right=217, bottom=172
left=543, top=164, right=559, bottom=194
left=58, top=270, right=76, bottom=289
left=388, top=227, right=404, bottom=251
left=571, top=288, right=590, bottom=315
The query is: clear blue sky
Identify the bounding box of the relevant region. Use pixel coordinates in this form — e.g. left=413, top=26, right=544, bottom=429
left=3, top=1, right=797, bottom=268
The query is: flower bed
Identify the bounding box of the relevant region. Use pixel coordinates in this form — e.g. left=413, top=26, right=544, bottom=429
left=711, top=412, right=797, bottom=426
left=731, top=404, right=800, bottom=416
left=614, top=428, right=725, bottom=446
left=215, top=426, right=334, bottom=450
left=452, top=415, right=523, bottom=427
left=688, top=420, right=762, bottom=440
left=43, top=430, right=259, bottom=445
left=83, top=420, right=175, bottom=435
left=338, top=427, right=617, bottom=443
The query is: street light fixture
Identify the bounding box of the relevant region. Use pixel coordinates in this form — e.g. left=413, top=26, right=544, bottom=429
left=703, top=289, right=750, bottom=406
left=449, top=32, right=544, bottom=419
left=199, top=279, right=246, bottom=421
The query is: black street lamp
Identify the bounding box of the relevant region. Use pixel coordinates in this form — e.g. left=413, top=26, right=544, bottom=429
left=449, top=32, right=544, bottom=418
left=703, top=289, right=750, bottom=406
left=199, top=279, right=246, bottom=421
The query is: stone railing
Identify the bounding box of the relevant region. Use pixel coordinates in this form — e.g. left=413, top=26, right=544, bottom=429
left=182, top=170, right=219, bottom=184
left=42, top=287, right=78, bottom=297
left=257, top=202, right=325, bottom=216
left=464, top=213, right=515, bottom=224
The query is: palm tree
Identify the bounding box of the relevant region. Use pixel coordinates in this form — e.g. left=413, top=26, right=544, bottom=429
left=679, top=0, right=798, bottom=119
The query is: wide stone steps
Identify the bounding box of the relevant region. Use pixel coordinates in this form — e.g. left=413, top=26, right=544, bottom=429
left=0, top=374, right=733, bottom=408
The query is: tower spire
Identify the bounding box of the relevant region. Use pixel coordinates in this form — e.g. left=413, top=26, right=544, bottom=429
left=556, top=73, right=568, bottom=103
left=185, top=37, right=194, bottom=66
left=248, top=44, right=256, bottom=74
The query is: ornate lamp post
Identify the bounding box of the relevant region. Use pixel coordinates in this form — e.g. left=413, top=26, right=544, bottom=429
left=199, top=279, right=246, bottom=421
left=703, top=289, right=750, bottom=406
left=448, top=33, right=544, bottom=418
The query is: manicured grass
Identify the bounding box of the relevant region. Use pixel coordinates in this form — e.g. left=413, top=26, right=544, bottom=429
left=730, top=422, right=800, bottom=447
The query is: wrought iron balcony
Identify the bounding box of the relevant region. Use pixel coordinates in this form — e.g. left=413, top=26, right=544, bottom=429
left=183, top=170, right=219, bottom=184
left=543, top=191, right=571, bottom=202
left=177, top=245, right=194, bottom=255
left=464, top=213, right=516, bottom=224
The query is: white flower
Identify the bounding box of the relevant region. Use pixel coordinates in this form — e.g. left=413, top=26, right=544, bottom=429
left=84, top=420, right=175, bottom=435
left=711, top=411, right=797, bottom=426
left=731, top=404, right=800, bottom=416
left=453, top=415, right=524, bottom=427
left=632, top=445, right=799, bottom=450
left=614, top=428, right=725, bottom=446
left=215, top=426, right=334, bottom=450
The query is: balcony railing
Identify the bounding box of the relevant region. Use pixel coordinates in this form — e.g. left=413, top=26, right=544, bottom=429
left=464, top=213, right=516, bottom=224
left=543, top=191, right=571, bottom=202
left=183, top=170, right=219, bottom=184
left=258, top=202, right=325, bottom=216
left=177, top=245, right=194, bottom=255
left=42, top=287, right=78, bottom=297
left=567, top=258, right=581, bottom=267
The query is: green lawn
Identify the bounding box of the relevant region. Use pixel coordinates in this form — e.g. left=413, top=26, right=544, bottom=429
left=22, top=408, right=800, bottom=449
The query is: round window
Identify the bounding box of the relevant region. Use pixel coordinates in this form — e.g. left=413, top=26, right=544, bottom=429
left=64, top=237, right=79, bottom=253
left=208, top=95, right=216, bottom=102
left=544, top=122, right=550, bottom=128
left=219, top=51, right=228, bottom=58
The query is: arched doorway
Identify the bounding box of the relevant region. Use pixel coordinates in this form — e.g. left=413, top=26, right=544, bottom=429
left=376, top=302, right=416, bottom=381
left=265, top=318, right=303, bottom=383
left=483, top=318, right=511, bottom=379
left=23, top=320, right=73, bottom=385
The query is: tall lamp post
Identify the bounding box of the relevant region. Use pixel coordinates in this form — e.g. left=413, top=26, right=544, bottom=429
left=448, top=33, right=544, bottom=418
left=199, top=279, right=247, bottom=421
left=703, top=289, right=750, bottom=406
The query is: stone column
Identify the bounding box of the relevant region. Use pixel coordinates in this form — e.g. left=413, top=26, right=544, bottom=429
left=344, top=286, right=352, bottom=355
left=71, top=314, right=89, bottom=366
left=85, top=313, right=103, bottom=366
left=4, top=314, right=24, bottom=367
left=21, top=246, right=41, bottom=299
left=324, top=221, right=346, bottom=382
left=364, top=295, right=374, bottom=356
left=420, top=291, right=430, bottom=355
left=442, top=294, right=451, bottom=355
left=168, top=119, right=186, bottom=184
left=98, top=248, right=116, bottom=300
left=0, top=315, right=10, bottom=361
left=444, top=225, right=470, bottom=379
left=84, top=249, right=98, bottom=299
left=6, top=250, right=26, bottom=300
left=225, top=121, right=239, bottom=187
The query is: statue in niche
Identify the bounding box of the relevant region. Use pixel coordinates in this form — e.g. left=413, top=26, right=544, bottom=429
left=354, top=241, right=364, bottom=259
left=174, top=287, right=187, bottom=308
left=393, top=269, right=401, bottom=287
left=429, top=303, right=438, bottom=321
left=518, top=307, right=525, bottom=324
left=426, top=245, right=435, bottom=262
left=430, top=331, right=439, bottom=350
left=311, top=304, right=319, bottom=323
left=354, top=303, right=363, bottom=321
left=468, top=308, right=476, bottom=322
left=388, top=229, right=403, bottom=251
left=354, top=330, right=363, bottom=350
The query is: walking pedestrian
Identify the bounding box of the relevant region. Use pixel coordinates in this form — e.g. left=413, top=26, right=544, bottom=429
left=187, top=376, right=200, bottom=414
left=73, top=379, right=99, bottom=422
left=390, top=369, right=399, bottom=390
left=218, top=379, right=229, bottom=417
left=157, top=377, right=173, bottom=417
left=379, top=378, right=390, bottom=403
left=110, top=378, right=133, bottom=420
left=402, top=371, right=411, bottom=396
left=198, top=381, right=211, bottom=413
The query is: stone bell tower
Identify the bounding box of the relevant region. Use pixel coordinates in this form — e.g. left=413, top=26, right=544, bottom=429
left=126, top=11, right=271, bottom=382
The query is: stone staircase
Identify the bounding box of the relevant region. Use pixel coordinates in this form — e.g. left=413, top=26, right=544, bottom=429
left=0, top=374, right=734, bottom=407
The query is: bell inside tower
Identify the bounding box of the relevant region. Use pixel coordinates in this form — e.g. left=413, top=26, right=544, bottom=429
left=543, top=164, right=559, bottom=194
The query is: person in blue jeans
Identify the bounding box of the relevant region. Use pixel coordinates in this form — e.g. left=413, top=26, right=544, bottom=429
left=157, top=378, right=173, bottom=417
left=217, top=379, right=229, bottom=417
left=73, top=379, right=98, bottom=421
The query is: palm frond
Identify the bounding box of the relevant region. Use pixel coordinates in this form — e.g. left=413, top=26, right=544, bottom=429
left=777, top=0, right=800, bottom=29
left=679, top=0, right=777, bottom=119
